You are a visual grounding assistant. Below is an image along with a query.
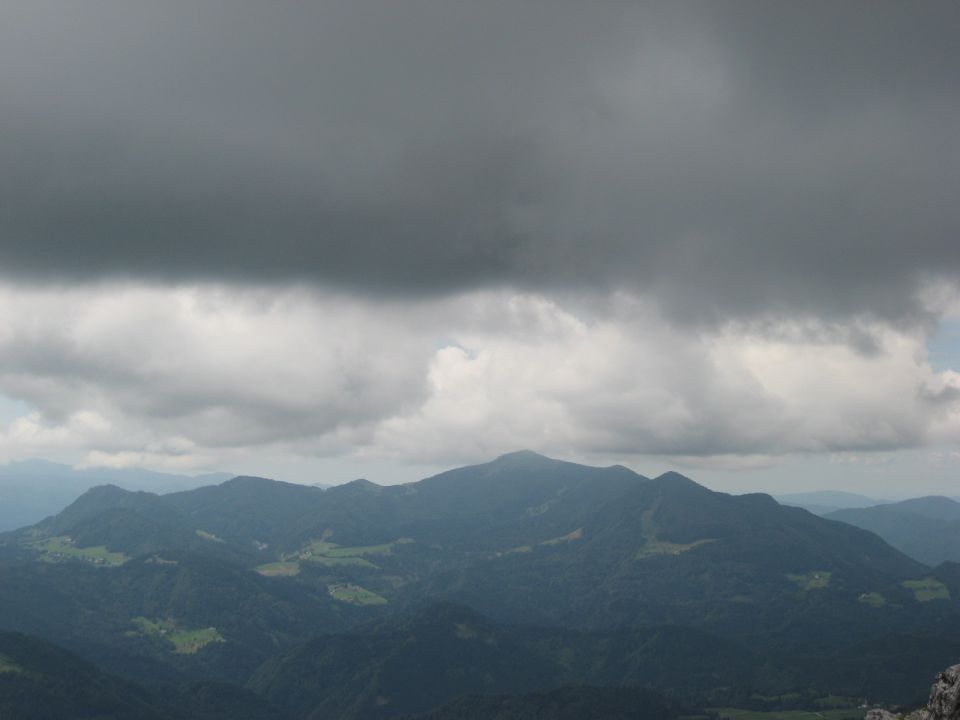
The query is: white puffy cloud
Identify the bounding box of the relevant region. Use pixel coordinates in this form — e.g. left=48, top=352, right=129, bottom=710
left=0, top=282, right=955, bottom=475
left=374, top=296, right=960, bottom=464
left=0, top=283, right=434, bottom=467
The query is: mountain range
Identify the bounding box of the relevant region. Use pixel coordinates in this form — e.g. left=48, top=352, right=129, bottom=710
left=1, top=451, right=959, bottom=718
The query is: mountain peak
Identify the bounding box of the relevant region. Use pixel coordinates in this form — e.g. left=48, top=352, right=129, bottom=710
left=651, top=471, right=697, bottom=486
left=219, top=475, right=277, bottom=487
left=347, top=477, right=380, bottom=488
left=333, top=477, right=384, bottom=494
left=82, top=483, right=133, bottom=497
left=491, top=450, right=555, bottom=466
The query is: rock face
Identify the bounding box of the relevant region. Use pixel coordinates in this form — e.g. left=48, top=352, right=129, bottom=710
left=913, top=665, right=960, bottom=720
left=869, top=664, right=960, bottom=720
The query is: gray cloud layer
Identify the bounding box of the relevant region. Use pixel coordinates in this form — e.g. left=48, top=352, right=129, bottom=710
left=2, top=1, right=958, bottom=325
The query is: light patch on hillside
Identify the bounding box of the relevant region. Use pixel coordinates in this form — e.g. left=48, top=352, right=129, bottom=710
left=131, top=617, right=225, bottom=654
left=903, top=578, right=951, bottom=602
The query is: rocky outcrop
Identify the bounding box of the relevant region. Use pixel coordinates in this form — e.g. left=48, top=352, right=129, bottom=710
left=867, top=664, right=960, bottom=720
left=865, top=710, right=897, bottom=720
left=913, top=665, right=960, bottom=720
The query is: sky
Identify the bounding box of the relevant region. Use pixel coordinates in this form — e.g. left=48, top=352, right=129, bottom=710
left=0, top=1, right=958, bottom=496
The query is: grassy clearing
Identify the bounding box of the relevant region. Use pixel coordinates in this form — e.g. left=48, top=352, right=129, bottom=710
left=195, top=529, right=225, bottom=544
left=786, top=571, right=832, bottom=591
left=258, top=536, right=414, bottom=577
left=328, top=583, right=387, bottom=605
left=713, top=708, right=861, bottom=719
left=132, top=617, right=225, bottom=654
left=255, top=561, right=301, bottom=577
left=636, top=538, right=715, bottom=559
left=814, top=696, right=862, bottom=709
left=168, top=627, right=225, bottom=654
left=302, top=555, right=378, bottom=568
left=300, top=540, right=338, bottom=556
left=634, top=505, right=715, bottom=560
left=502, top=529, right=583, bottom=556
left=858, top=592, right=887, bottom=607
left=0, top=655, right=22, bottom=674
left=325, top=543, right=393, bottom=557
left=903, top=577, right=951, bottom=602
left=29, top=536, right=128, bottom=567
left=293, top=537, right=412, bottom=568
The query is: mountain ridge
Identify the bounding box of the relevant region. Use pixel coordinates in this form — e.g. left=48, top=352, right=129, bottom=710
left=0, top=451, right=953, bottom=711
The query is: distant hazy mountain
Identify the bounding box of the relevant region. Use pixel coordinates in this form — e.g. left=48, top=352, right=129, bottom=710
left=826, top=496, right=960, bottom=565
left=775, top=490, right=886, bottom=516
left=0, top=459, right=233, bottom=532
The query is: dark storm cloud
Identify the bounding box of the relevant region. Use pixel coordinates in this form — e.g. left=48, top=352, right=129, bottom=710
left=1, top=0, right=958, bottom=324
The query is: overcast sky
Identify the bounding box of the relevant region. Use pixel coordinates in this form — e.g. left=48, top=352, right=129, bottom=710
left=1, top=1, right=958, bottom=495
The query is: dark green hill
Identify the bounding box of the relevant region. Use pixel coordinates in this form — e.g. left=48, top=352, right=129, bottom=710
left=0, top=630, right=172, bottom=720
left=40, top=452, right=644, bottom=560
left=409, top=471, right=925, bottom=638
left=248, top=603, right=562, bottom=720
left=0, top=548, right=370, bottom=685
left=403, top=685, right=690, bottom=720
left=0, top=631, right=284, bottom=720
left=7, top=483, right=254, bottom=563
left=247, top=602, right=751, bottom=719
left=162, top=452, right=647, bottom=553
left=163, top=476, right=329, bottom=552
left=0, top=460, right=230, bottom=532
left=827, top=497, right=960, bottom=565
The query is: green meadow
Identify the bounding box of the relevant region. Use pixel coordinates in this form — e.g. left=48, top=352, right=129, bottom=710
left=29, top=536, right=128, bottom=566
left=327, top=583, right=387, bottom=606
left=132, top=617, right=225, bottom=654
left=903, top=577, right=950, bottom=602
left=786, top=571, right=832, bottom=591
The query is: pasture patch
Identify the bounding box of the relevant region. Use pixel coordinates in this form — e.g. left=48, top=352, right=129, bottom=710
left=327, top=583, right=387, bottom=605
left=255, top=561, right=301, bottom=577
left=636, top=538, right=715, bottom=559
left=857, top=592, right=887, bottom=607
left=28, top=536, right=128, bottom=567
left=132, top=617, right=225, bottom=654
left=302, top=555, right=378, bottom=568
left=786, top=571, right=831, bottom=591
left=325, top=543, right=393, bottom=558
left=903, top=577, right=951, bottom=602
